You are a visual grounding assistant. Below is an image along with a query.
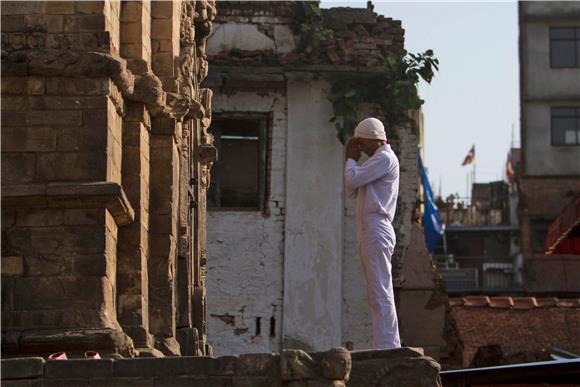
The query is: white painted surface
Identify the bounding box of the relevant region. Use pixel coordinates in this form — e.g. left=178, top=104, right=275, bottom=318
left=282, top=79, right=344, bottom=351
left=342, top=194, right=374, bottom=349
left=207, top=23, right=275, bottom=55
left=206, top=92, right=287, bottom=356
left=206, top=83, right=428, bottom=355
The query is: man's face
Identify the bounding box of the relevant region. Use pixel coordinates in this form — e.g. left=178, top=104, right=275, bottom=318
left=357, top=138, right=384, bottom=156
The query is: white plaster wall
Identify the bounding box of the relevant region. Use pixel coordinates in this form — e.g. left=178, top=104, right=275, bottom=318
left=283, top=79, right=344, bottom=351
left=207, top=23, right=275, bottom=55
left=207, top=22, right=296, bottom=56
left=206, top=92, right=287, bottom=356
left=341, top=193, right=374, bottom=349
left=206, top=81, right=426, bottom=355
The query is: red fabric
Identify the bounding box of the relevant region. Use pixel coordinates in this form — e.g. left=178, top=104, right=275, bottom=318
left=545, top=196, right=580, bottom=255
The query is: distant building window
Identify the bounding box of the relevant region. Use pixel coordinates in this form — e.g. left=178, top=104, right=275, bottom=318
left=551, top=107, right=580, bottom=146
left=550, top=27, right=580, bottom=68
left=208, top=114, right=268, bottom=210
left=530, top=219, right=552, bottom=254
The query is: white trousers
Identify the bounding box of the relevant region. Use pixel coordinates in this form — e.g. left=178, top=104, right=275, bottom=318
left=357, top=214, right=401, bottom=349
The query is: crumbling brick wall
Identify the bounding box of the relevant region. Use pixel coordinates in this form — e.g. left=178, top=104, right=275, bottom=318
left=1, top=0, right=216, bottom=358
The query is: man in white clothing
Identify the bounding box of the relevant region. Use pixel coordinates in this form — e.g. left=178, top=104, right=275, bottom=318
left=344, top=117, right=401, bottom=349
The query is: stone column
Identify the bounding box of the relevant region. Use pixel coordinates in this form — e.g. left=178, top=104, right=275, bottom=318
left=1, top=1, right=134, bottom=356
left=148, top=117, right=181, bottom=356
left=117, top=103, right=152, bottom=351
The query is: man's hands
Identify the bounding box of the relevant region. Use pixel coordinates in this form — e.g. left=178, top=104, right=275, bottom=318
left=346, top=137, right=361, bottom=161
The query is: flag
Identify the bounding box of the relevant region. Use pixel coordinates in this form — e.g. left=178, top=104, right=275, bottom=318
left=419, top=153, right=444, bottom=254
left=506, top=151, right=514, bottom=182
left=461, top=145, right=475, bottom=166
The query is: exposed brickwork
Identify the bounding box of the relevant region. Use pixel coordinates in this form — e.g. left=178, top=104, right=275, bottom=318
left=210, top=2, right=405, bottom=67
left=450, top=296, right=580, bottom=367
left=1, top=0, right=216, bottom=358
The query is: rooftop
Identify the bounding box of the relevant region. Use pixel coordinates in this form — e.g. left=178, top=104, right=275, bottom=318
left=450, top=296, right=580, bottom=367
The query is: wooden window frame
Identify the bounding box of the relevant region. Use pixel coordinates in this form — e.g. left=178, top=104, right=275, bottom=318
left=208, top=113, right=270, bottom=212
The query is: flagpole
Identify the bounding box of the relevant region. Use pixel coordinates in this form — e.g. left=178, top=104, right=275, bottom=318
left=465, top=173, right=469, bottom=203
left=473, top=144, right=476, bottom=185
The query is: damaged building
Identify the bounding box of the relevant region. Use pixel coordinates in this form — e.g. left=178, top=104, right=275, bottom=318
left=203, top=1, right=454, bottom=363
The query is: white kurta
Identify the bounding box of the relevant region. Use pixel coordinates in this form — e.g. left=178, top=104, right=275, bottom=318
left=345, top=144, right=401, bottom=349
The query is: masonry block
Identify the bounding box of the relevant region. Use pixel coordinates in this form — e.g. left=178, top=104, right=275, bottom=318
left=1, top=1, right=46, bottom=16
left=1, top=153, right=36, bottom=184
left=46, top=359, right=114, bottom=379
left=2, top=278, right=15, bottom=310
left=63, top=15, right=106, bottom=33
left=45, top=1, right=76, bottom=15
left=35, top=151, right=108, bottom=182
left=1, top=126, right=57, bottom=152
left=117, top=357, right=220, bottom=378
left=26, top=111, right=83, bottom=126
left=0, top=357, right=45, bottom=380
left=2, top=77, right=26, bottom=95
left=152, top=53, right=174, bottom=77
left=14, top=275, right=111, bottom=311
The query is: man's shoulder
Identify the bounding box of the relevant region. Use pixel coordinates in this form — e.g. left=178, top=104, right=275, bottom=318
left=379, top=146, right=398, bottom=163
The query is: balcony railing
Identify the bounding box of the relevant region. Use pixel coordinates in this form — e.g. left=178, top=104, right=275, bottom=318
left=435, top=255, right=518, bottom=292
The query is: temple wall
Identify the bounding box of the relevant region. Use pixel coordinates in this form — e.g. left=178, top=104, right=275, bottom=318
left=1, top=0, right=217, bottom=358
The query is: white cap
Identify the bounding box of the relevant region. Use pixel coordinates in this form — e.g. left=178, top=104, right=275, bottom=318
left=354, top=117, right=387, bottom=141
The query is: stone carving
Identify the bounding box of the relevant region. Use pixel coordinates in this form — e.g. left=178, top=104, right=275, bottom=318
left=348, top=348, right=442, bottom=387
left=320, top=348, right=351, bottom=381
left=281, top=349, right=318, bottom=381
left=281, top=347, right=352, bottom=386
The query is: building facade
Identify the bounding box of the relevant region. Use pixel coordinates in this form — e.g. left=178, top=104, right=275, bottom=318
left=1, top=0, right=216, bottom=357
left=203, top=2, right=453, bottom=363
left=518, top=1, right=580, bottom=293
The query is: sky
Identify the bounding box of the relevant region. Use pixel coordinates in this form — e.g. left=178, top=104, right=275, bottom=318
left=321, top=1, right=520, bottom=199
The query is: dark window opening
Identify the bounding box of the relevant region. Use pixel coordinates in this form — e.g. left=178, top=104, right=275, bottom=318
left=208, top=114, right=268, bottom=210
left=550, top=27, right=580, bottom=68
left=530, top=219, right=552, bottom=254
left=255, top=317, right=261, bottom=336
left=269, top=317, right=276, bottom=338
left=551, top=107, right=580, bottom=146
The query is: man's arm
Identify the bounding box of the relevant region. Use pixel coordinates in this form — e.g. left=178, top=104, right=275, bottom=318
left=345, top=138, right=361, bottom=198
left=345, top=153, right=389, bottom=193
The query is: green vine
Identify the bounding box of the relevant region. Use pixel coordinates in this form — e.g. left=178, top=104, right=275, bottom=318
left=292, top=2, right=333, bottom=51
left=328, top=50, right=439, bottom=144
left=292, top=1, right=439, bottom=143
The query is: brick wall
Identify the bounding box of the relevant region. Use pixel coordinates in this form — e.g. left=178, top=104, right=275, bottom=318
left=1, top=0, right=217, bottom=357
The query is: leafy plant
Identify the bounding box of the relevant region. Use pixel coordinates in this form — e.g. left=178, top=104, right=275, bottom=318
left=328, top=50, right=439, bottom=143
left=292, top=1, right=333, bottom=51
